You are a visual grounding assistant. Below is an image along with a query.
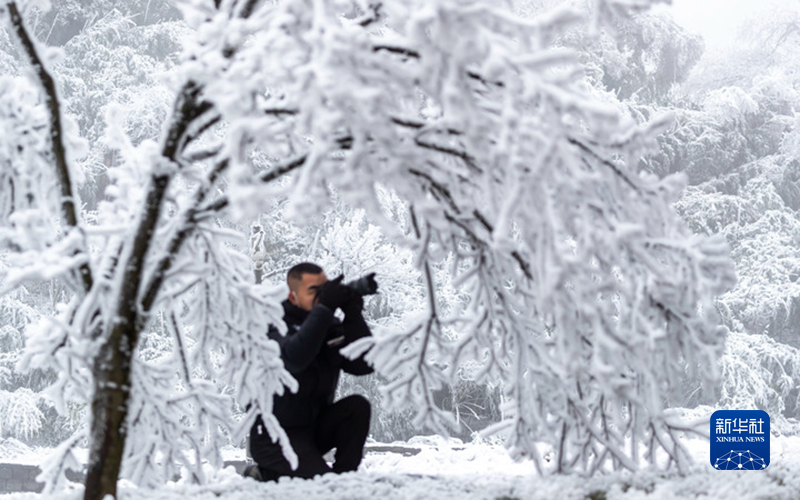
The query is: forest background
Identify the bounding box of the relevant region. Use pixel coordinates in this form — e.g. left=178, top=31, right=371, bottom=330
left=1, top=0, right=800, bottom=495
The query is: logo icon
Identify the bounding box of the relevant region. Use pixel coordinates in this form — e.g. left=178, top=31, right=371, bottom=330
left=710, top=410, right=769, bottom=470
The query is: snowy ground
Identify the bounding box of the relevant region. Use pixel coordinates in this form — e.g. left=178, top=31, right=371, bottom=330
left=4, top=435, right=800, bottom=499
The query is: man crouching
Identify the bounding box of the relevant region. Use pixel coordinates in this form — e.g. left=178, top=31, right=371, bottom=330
left=248, top=262, right=375, bottom=481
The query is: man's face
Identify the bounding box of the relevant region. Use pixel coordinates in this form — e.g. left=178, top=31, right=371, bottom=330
left=288, top=272, right=328, bottom=311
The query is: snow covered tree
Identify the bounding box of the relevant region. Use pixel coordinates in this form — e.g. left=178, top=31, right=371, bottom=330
left=0, top=288, right=49, bottom=443
left=22, top=0, right=180, bottom=47
left=633, top=2, right=800, bottom=420
left=674, top=154, right=800, bottom=416
left=562, top=10, right=704, bottom=105
left=616, top=2, right=800, bottom=188
left=719, top=331, right=800, bottom=429
left=53, top=10, right=190, bottom=211
left=0, top=0, right=736, bottom=498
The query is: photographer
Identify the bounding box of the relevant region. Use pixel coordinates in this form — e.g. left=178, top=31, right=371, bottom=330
left=247, top=262, right=376, bottom=481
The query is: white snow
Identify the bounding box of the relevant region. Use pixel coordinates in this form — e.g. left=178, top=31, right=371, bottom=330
left=3, top=434, right=800, bottom=499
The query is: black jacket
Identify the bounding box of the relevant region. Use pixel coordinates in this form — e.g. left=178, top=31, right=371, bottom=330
left=267, top=300, right=373, bottom=428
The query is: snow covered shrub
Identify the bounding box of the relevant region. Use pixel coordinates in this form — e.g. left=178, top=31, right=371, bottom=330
left=0, top=387, right=44, bottom=440
left=0, top=298, right=46, bottom=442
left=338, top=371, right=502, bottom=443
left=431, top=377, right=503, bottom=441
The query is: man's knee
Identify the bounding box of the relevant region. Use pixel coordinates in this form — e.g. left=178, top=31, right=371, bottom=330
left=341, top=394, right=371, bottom=422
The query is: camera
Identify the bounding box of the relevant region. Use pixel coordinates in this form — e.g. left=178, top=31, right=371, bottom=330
left=344, top=272, right=378, bottom=296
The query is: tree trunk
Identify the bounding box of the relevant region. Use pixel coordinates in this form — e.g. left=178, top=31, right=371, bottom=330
left=8, top=3, right=210, bottom=492
left=83, top=174, right=171, bottom=500
left=84, top=320, right=136, bottom=500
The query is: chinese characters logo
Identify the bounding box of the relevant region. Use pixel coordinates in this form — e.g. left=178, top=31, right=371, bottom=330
left=710, top=410, right=769, bottom=470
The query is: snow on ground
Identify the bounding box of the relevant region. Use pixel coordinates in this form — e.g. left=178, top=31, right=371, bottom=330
left=0, top=440, right=45, bottom=466
left=4, top=435, right=800, bottom=499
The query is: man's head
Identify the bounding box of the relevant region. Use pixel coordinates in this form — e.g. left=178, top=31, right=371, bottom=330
left=286, top=262, right=328, bottom=311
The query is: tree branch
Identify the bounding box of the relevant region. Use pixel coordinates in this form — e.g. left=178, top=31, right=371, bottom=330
left=415, top=137, right=481, bottom=173
left=372, top=43, right=503, bottom=90
left=466, top=69, right=505, bottom=89
left=238, top=0, right=263, bottom=19
left=198, top=154, right=307, bottom=216
left=197, top=129, right=355, bottom=217
left=408, top=168, right=533, bottom=280
left=142, top=145, right=313, bottom=311
left=373, top=44, right=420, bottom=59
left=263, top=107, right=298, bottom=116
left=84, top=77, right=221, bottom=500
left=391, top=116, right=463, bottom=136
left=182, top=145, right=223, bottom=164
left=181, top=113, right=221, bottom=152
left=130, top=82, right=215, bottom=320
left=6, top=1, right=93, bottom=293
left=568, top=136, right=644, bottom=193
left=162, top=82, right=214, bottom=161
left=169, top=312, right=193, bottom=389
left=140, top=159, right=229, bottom=314
left=408, top=168, right=461, bottom=214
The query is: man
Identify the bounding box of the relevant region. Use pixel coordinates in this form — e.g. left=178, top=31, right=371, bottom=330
left=248, top=262, right=375, bottom=481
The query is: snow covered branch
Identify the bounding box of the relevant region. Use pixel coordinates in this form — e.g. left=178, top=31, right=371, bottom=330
left=140, top=159, right=230, bottom=314
left=3, top=1, right=93, bottom=294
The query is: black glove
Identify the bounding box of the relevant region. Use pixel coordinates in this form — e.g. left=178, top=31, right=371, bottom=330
left=342, top=293, right=364, bottom=320
left=315, top=275, right=351, bottom=310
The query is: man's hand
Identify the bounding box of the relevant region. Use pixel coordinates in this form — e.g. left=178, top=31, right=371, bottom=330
left=315, top=275, right=351, bottom=310
left=342, top=293, right=364, bottom=320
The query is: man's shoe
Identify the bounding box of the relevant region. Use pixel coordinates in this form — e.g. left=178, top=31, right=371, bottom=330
left=243, top=463, right=262, bottom=481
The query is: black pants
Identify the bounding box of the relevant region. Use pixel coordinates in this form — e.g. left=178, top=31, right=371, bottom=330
left=251, top=395, right=371, bottom=480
